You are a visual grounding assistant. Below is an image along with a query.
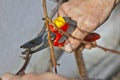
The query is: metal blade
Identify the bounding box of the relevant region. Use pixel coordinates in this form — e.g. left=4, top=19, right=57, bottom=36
left=20, top=31, right=55, bottom=49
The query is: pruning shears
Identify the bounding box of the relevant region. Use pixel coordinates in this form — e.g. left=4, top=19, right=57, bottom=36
left=20, top=17, right=77, bottom=53
left=20, top=17, right=100, bottom=54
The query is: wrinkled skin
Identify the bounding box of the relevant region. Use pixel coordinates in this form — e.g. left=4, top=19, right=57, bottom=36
left=1, top=0, right=120, bottom=80
left=59, top=0, right=120, bottom=52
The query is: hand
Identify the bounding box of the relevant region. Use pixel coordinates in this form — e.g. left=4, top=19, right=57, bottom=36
left=59, top=0, right=119, bottom=52
left=1, top=72, right=71, bottom=80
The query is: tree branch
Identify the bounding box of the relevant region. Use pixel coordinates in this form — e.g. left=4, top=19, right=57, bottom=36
left=74, top=44, right=89, bottom=80
left=42, top=0, right=57, bottom=73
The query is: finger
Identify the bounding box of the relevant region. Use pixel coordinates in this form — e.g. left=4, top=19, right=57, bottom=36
left=63, top=18, right=98, bottom=52
left=85, top=44, right=93, bottom=49
left=9, top=76, right=21, bottom=80
left=64, top=13, right=100, bottom=52
left=58, top=4, right=68, bottom=17
left=1, top=73, right=21, bottom=80
left=22, top=73, right=38, bottom=80
left=22, top=72, right=68, bottom=80
left=38, top=72, right=68, bottom=80
left=63, top=28, right=88, bottom=52
left=85, top=41, right=96, bottom=49
left=77, top=15, right=99, bottom=32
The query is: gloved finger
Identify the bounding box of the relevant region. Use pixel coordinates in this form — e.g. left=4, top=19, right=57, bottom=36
left=61, top=16, right=99, bottom=52
left=59, top=1, right=82, bottom=21
left=58, top=3, right=68, bottom=17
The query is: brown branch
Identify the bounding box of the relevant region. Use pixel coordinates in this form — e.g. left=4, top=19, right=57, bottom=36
left=37, top=0, right=63, bottom=36
left=74, top=44, right=89, bottom=80
left=16, top=49, right=31, bottom=76
left=96, top=45, right=120, bottom=55
left=42, top=0, right=57, bottom=73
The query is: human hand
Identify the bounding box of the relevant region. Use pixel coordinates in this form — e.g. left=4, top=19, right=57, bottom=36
left=59, top=0, right=120, bottom=52
left=1, top=72, right=72, bottom=80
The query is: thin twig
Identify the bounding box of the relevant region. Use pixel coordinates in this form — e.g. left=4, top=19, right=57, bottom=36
left=42, top=0, right=57, bottom=73
left=37, top=0, right=63, bottom=36
left=96, top=45, right=120, bottom=55
left=16, top=49, right=31, bottom=76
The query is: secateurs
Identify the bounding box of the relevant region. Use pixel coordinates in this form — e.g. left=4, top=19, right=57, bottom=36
left=20, top=17, right=100, bottom=54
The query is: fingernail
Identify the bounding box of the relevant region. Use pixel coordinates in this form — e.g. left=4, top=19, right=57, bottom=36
left=64, top=43, right=73, bottom=53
